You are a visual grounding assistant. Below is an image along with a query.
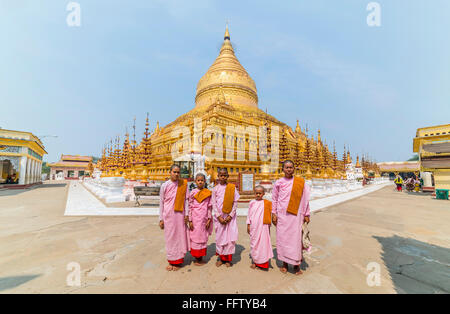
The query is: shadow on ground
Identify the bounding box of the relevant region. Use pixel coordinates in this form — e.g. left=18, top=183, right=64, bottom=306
left=35, top=183, right=67, bottom=189
left=0, top=274, right=41, bottom=292
left=374, top=235, right=450, bottom=293
left=272, top=248, right=309, bottom=274
left=186, top=243, right=246, bottom=266
left=404, top=191, right=434, bottom=197
left=0, top=183, right=67, bottom=197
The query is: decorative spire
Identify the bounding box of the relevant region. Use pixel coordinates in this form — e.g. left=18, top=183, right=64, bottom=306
left=332, top=141, right=338, bottom=172
left=121, top=128, right=131, bottom=169
left=342, top=145, right=347, bottom=171
left=140, top=112, right=152, bottom=165
left=303, top=136, right=313, bottom=180
left=313, top=144, right=323, bottom=177
left=293, top=139, right=301, bottom=173
left=279, top=128, right=289, bottom=163
left=224, top=23, right=230, bottom=40
left=132, top=117, right=137, bottom=165
left=356, top=155, right=361, bottom=168
left=295, top=119, right=301, bottom=133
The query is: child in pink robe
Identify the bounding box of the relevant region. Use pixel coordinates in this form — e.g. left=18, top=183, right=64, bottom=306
left=272, top=160, right=311, bottom=275
left=159, top=165, right=190, bottom=271
left=188, top=173, right=213, bottom=266
left=247, top=186, right=273, bottom=270
left=212, top=168, right=240, bottom=267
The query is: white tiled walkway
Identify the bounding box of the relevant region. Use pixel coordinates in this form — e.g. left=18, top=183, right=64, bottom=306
left=64, top=181, right=391, bottom=217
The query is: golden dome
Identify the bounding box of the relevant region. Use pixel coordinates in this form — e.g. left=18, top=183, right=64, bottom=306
left=195, top=26, right=258, bottom=109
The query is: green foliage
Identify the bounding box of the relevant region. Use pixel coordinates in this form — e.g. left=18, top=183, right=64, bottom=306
left=407, top=154, right=419, bottom=161
left=41, top=162, right=50, bottom=174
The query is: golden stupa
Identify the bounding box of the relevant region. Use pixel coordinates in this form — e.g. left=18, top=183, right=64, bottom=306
left=100, top=26, right=350, bottom=182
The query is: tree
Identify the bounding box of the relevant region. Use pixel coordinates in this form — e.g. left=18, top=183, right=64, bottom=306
left=407, top=154, right=419, bottom=161
left=41, top=162, right=50, bottom=174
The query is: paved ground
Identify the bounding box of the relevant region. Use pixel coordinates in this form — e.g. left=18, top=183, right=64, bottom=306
left=0, top=181, right=449, bottom=294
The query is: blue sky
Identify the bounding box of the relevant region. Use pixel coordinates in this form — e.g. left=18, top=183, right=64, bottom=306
left=1, top=0, right=449, bottom=163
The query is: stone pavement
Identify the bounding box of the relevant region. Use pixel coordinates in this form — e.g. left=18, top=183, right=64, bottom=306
left=0, top=181, right=449, bottom=293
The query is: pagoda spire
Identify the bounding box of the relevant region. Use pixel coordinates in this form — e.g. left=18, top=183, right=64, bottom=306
left=341, top=144, right=349, bottom=179
left=132, top=117, right=137, bottom=164
left=356, top=155, right=361, bottom=168
left=303, top=136, right=313, bottom=180
left=224, top=23, right=230, bottom=40
left=295, top=119, right=301, bottom=134
left=141, top=112, right=152, bottom=165
left=122, top=127, right=131, bottom=169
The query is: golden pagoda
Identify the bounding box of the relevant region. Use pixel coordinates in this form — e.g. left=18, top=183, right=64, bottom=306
left=121, top=130, right=131, bottom=178
left=100, top=26, right=356, bottom=183
left=141, top=26, right=305, bottom=181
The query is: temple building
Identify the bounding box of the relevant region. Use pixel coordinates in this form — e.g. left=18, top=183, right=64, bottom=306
left=48, top=155, right=94, bottom=180
left=98, top=27, right=376, bottom=183
left=0, top=128, right=47, bottom=187
left=413, top=124, right=450, bottom=191
left=377, top=161, right=420, bottom=179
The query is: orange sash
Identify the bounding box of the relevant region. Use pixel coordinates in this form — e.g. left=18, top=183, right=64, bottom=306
left=263, top=200, right=272, bottom=225
left=286, top=177, right=305, bottom=216
left=174, top=179, right=187, bottom=212
left=194, top=188, right=212, bottom=203
left=222, top=183, right=235, bottom=214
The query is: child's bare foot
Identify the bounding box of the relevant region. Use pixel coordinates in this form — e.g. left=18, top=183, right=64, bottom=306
left=225, top=262, right=232, bottom=267
left=172, top=265, right=181, bottom=271
left=194, top=258, right=206, bottom=266
left=280, top=262, right=288, bottom=273
left=250, top=263, right=256, bottom=269
left=216, top=260, right=223, bottom=267
left=166, top=265, right=173, bottom=271
left=294, top=265, right=303, bottom=275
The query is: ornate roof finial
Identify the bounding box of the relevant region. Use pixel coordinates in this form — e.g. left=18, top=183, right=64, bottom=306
left=295, top=119, right=301, bottom=133
left=224, top=22, right=230, bottom=40
left=356, top=155, right=361, bottom=168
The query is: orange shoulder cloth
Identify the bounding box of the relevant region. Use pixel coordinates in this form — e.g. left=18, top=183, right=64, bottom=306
left=222, top=183, right=235, bottom=214
left=194, top=188, right=212, bottom=203
left=286, top=177, right=305, bottom=216
left=174, top=179, right=187, bottom=212
left=263, top=200, right=272, bottom=225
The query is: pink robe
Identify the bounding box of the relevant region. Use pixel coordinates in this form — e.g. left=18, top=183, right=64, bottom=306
left=246, top=200, right=274, bottom=264
left=272, top=177, right=311, bottom=266
left=159, top=180, right=190, bottom=262
left=188, top=188, right=213, bottom=250
left=212, top=183, right=240, bottom=255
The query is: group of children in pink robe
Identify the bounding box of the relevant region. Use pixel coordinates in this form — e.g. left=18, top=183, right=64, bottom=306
left=159, top=160, right=310, bottom=275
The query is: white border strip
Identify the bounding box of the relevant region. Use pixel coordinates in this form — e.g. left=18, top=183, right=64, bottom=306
left=64, top=181, right=391, bottom=216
